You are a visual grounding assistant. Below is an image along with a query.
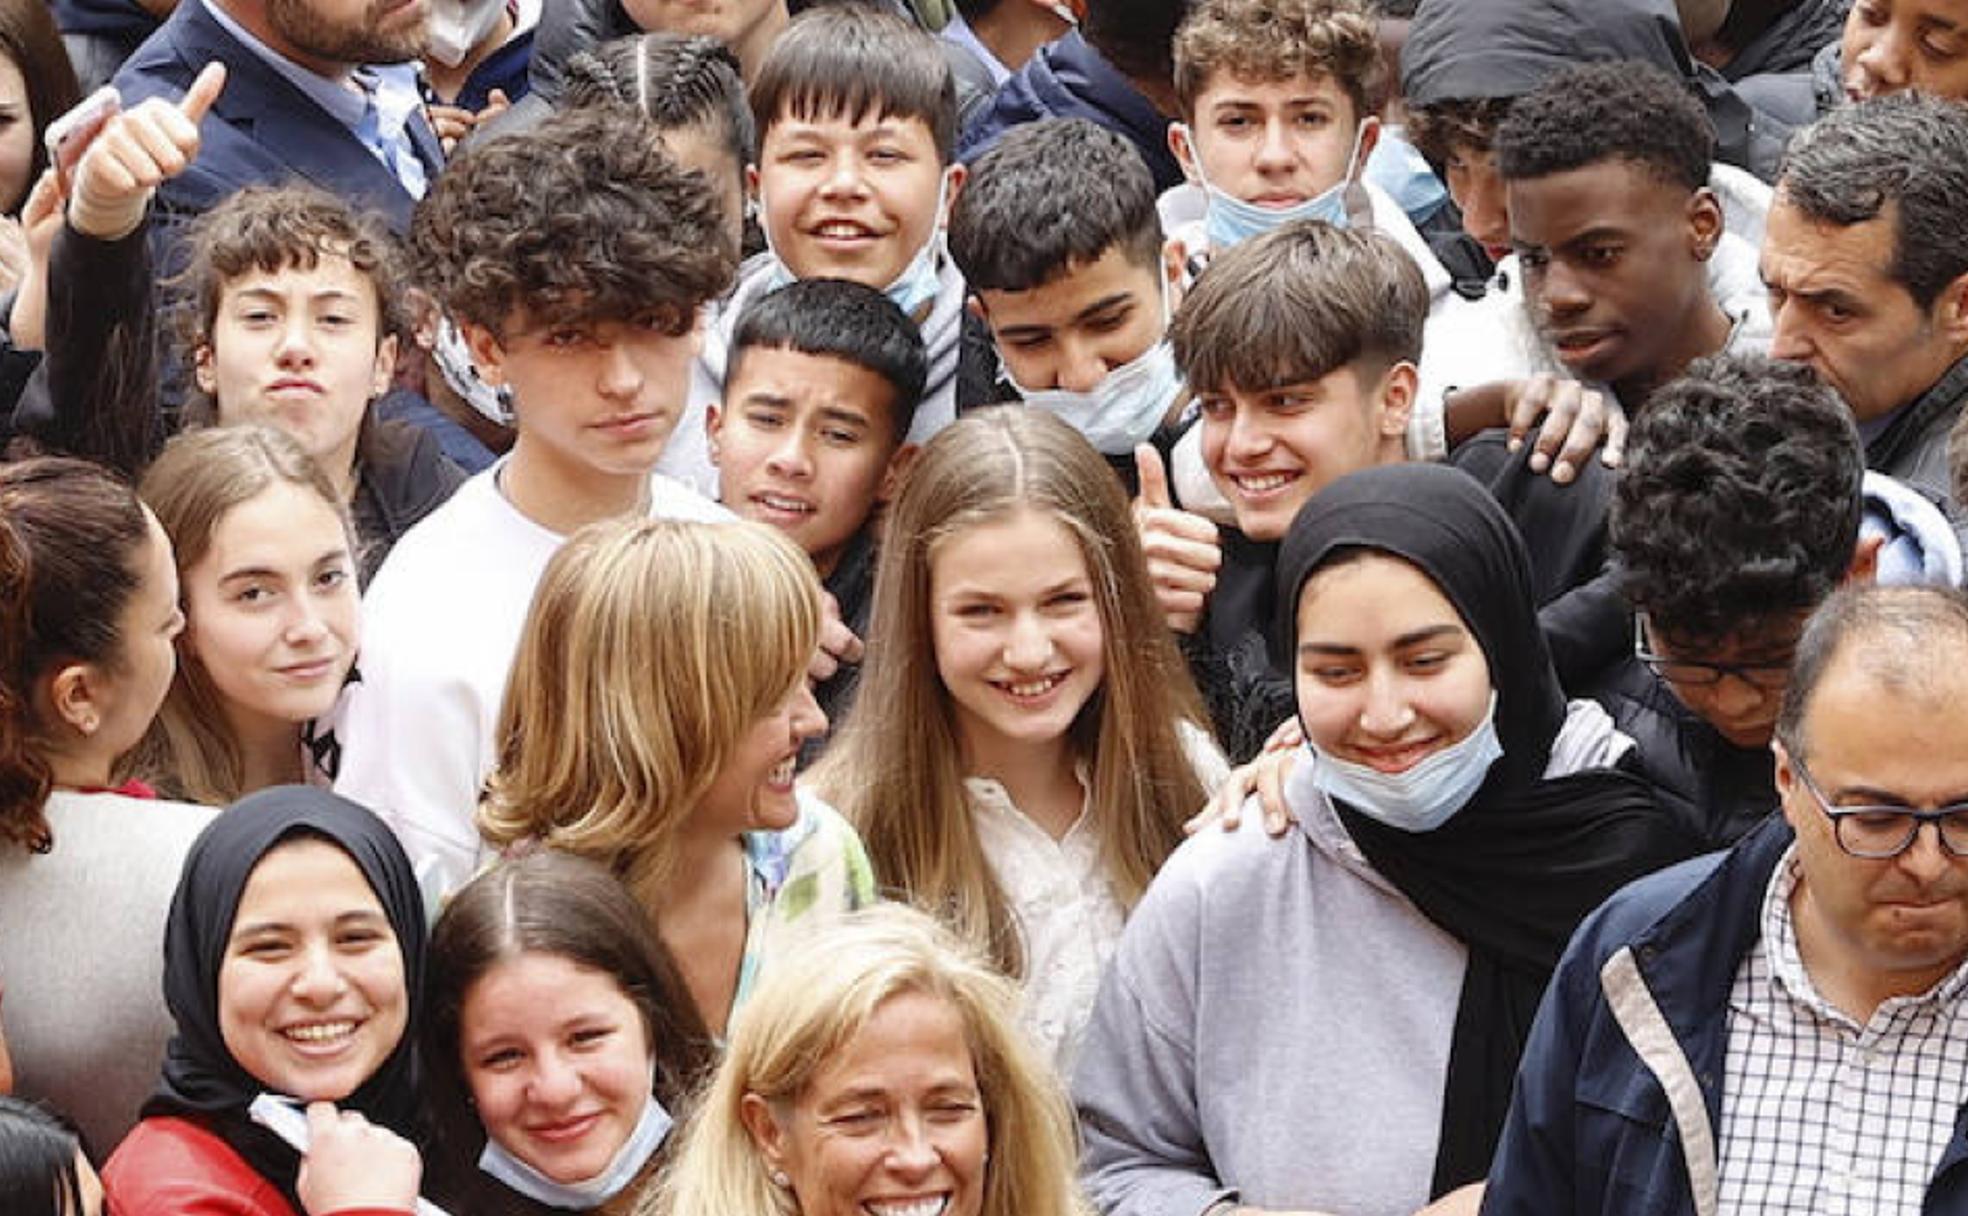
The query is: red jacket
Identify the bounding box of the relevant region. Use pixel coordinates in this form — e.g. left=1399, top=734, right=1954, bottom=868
left=103, top=1116, right=410, bottom=1216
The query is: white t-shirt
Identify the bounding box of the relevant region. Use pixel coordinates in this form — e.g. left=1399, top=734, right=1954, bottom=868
left=332, top=459, right=729, bottom=900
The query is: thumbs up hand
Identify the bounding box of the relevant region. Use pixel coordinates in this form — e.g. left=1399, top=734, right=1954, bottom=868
left=1132, top=443, right=1221, bottom=635
left=67, top=61, right=225, bottom=240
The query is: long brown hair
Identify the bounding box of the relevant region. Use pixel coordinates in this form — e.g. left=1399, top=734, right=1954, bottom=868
left=813, top=408, right=1211, bottom=976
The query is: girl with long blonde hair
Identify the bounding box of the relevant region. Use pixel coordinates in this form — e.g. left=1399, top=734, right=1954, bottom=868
left=812, top=408, right=1225, bottom=1067
left=480, top=517, right=876, bottom=1037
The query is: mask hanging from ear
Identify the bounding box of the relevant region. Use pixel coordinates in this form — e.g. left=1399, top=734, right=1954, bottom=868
left=1176, top=118, right=1375, bottom=251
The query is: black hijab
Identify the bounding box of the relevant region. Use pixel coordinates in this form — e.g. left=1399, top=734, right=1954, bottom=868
left=1278, top=464, right=1699, bottom=1196
left=145, top=785, right=428, bottom=1205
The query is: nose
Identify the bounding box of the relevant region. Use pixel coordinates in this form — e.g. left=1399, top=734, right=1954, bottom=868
left=765, top=427, right=814, bottom=479
left=1056, top=335, right=1110, bottom=394
left=820, top=151, right=868, bottom=198
left=790, top=681, right=828, bottom=741
left=285, top=594, right=330, bottom=646
left=290, top=940, right=348, bottom=1004
left=1458, top=165, right=1510, bottom=253
left=527, top=1049, right=584, bottom=1109
left=1223, top=405, right=1273, bottom=463
left=596, top=338, right=644, bottom=402
left=1004, top=610, right=1054, bottom=671
left=1854, top=25, right=1910, bottom=93
left=1254, top=116, right=1296, bottom=173
left=1357, top=668, right=1417, bottom=738
left=275, top=314, right=316, bottom=367
left=1704, top=671, right=1773, bottom=720
left=1895, top=820, right=1954, bottom=885
left=883, top=1113, right=940, bottom=1180
left=1767, top=296, right=1814, bottom=364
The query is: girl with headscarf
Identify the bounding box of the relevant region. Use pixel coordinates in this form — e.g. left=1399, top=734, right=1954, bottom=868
left=102, top=786, right=429, bottom=1216
left=1075, top=464, right=1701, bottom=1216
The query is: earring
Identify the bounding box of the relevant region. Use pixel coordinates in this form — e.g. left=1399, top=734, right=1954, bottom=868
left=770, top=1169, right=792, bottom=1188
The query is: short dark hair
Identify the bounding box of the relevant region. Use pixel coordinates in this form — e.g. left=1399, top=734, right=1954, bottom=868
left=0, top=1096, right=87, bottom=1216
left=1405, top=95, right=1511, bottom=166
left=750, top=4, right=958, bottom=163
left=1775, top=584, right=1968, bottom=757
left=1777, top=92, right=1968, bottom=310
left=948, top=118, right=1162, bottom=293
left=1172, top=220, right=1425, bottom=394
left=953, top=0, right=1001, bottom=17
left=1496, top=61, right=1713, bottom=192
left=411, top=106, right=737, bottom=337
left=1083, top=0, right=1191, bottom=88
left=562, top=33, right=755, bottom=167
left=728, top=279, right=929, bottom=441
left=1172, top=0, right=1381, bottom=123
left=1613, top=354, right=1863, bottom=649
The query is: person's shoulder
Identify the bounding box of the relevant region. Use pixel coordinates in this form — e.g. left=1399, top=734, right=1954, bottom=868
left=647, top=474, right=733, bottom=522
left=1570, top=848, right=1733, bottom=961
left=105, top=1117, right=293, bottom=1215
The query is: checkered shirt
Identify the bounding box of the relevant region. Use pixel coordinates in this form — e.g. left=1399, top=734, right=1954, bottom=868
left=1717, top=846, right=1968, bottom=1214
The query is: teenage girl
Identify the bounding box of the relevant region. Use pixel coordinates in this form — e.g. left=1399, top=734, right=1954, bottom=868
left=813, top=407, right=1227, bottom=1067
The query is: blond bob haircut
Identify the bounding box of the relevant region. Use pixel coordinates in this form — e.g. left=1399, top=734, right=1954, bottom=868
left=135, top=426, right=353, bottom=805
left=811, top=408, right=1209, bottom=977
left=645, top=904, right=1089, bottom=1216
left=479, top=518, right=822, bottom=901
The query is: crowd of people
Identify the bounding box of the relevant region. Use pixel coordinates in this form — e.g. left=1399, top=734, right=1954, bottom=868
left=3, top=0, right=1968, bottom=1212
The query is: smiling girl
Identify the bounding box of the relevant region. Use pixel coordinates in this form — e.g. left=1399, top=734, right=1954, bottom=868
left=813, top=408, right=1223, bottom=1068
left=478, top=518, right=875, bottom=1038
left=424, top=851, right=711, bottom=1215
left=135, top=427, right=360, bottom=805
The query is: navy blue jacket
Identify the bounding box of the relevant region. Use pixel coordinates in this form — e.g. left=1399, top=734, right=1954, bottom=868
left=1484, top=815, right=1968, bottom=1215
left=112, top=0, right=444, bottom=236
left=957, top=30, right=1183, bottom=193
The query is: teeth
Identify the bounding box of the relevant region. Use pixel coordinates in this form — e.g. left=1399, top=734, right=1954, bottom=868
left=759, top=494, right=814, bottom=514
left=1236, top=473, right=1295, bottom=493
left=284, top=1021, right=355, bottom=1043
left=867, top=1200, right=947, bottom=1216
left=768, top=758, right=796, bottom=785
left=1005, top=673, right=1065, bottom=698
left=818, top=222, right=871, bottom=238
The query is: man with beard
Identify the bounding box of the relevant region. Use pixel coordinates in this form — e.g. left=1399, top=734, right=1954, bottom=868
left=112, top=0, right=443, bottom=235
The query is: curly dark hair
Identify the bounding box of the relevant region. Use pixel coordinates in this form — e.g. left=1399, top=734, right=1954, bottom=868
left=1083, top=0, right=1191, bottom=87
left=948, top=118, right=1162, bottom=294
left=1495, top=61, right=1713, bottom=191
left=1613, top=353, right=1863, bottom=648
left=1404, top=95, right=1511, bottom=167
left=410, top=106, right=737, bottom=338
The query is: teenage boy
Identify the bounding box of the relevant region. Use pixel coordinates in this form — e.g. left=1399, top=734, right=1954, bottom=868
left=1164, top=0, right=1502, bottom=454
left=709, top=276, right=926, bottom=727
left=333, top=106, right=737, bottom=896
left=1140, top=219, right=1617, bottom=757
left=947, top=117, right=1185, bottom=479
left=661, top=3, right=966, bottom=498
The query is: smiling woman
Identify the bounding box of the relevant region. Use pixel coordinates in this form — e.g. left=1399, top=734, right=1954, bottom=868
left=478, top=518, right=876, bottom=1040
left=648, top=904, right=1088, bottom=1216
left=101, top=786, right=429, bottom=1216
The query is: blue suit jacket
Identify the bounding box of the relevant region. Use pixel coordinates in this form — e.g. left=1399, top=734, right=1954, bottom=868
left=112, top=0, right=443, bottom=235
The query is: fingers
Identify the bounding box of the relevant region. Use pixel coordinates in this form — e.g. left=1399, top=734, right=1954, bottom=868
left=1134, top=443, right=1173, bottom=510
left=179, top=61, right=226, bottom=124
left=1600, top=398, right=1629, bottom=469
left=1503, top=377, right=1549, bottom=451
left=1256, top=751, right=1299, bottom=837
left=20, top=172, right=61, bottom=230
left=1261, top=716, right=1304, bottom=755
left=1184, top=764, right=1255, bottom=835
left=1530, top=383, right=1610, bottom=485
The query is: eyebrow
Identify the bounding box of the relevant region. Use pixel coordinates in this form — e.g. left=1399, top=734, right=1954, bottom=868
left=1827, top=783, right=1968, bottom=809
left=232, top=287, right=362, bottom=305
left=817, top=405, right=871, bottom=428
left=1299, top=624, right=1461, bottom=656
left=229, top=908, right=389, bottom=941
left=219, top=549, right=349, bottom=582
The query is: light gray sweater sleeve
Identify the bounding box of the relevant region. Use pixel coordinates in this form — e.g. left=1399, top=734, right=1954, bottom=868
left=1073, top=850, right=1235, bottom=1216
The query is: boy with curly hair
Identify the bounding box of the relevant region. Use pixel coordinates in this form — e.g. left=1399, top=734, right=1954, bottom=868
left=334, top=105, right=738, bottom=895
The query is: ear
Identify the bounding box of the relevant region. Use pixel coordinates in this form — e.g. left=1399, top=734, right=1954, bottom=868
left=1373, top=361, right=1418, bottom=439
left=43, top=662, right=105, bottom=741
left=1162, top=238, right=1189, bottom=296
left=706, top=401, right=725, bottom=465
left=1934, top=269, right=1968, bottom=348
left=1771, top=735, right=1805, bottom=834
left=938, top=163, right=968, bottom=230
left=738, top=1092, right=789, bottom=1175
left=1686, top=187, right=1724, bottom=263
left=370, top=333, right=399, bottom=399
left=878, top=442, right=921, bottom=504
left=462, top=321, right=510, bottom=388
left=194, top=343, right=218, bottom=396
left=965, top=293, right=989, bottom=325
left=1845, top=532, right=1884, bottom=586
left=745, top=162, right=761, bottom=202
left=1167, top=121, right=1200, bottom=184
left=1353, top=114, right=1382, bottom=171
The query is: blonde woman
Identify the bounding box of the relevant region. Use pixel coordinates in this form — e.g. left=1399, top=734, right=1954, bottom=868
left=136, top=427, right=361, bottom=804
left=811, top=409, right=1226, bottom=1068
left=648, top=904, right=1089, bottom=1216
left=480, top=518, right=876, bottom=1037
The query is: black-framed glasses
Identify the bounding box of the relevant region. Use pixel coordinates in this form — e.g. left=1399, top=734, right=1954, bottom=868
left=1632, top=614, right=1792, bottom=690
left=1792, top=757, right=1968, bottom=859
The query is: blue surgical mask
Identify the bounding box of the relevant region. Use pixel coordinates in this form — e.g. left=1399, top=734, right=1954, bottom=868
left=1000, top=280, right=1181, bottom=454
left=1177, top=119, right=1373, bottom=251
left=757, top=168, right=955, bottom=319
left=1307, top=692, right=1503, bottom=833
left=478, top=1083, right=672, bottom=1209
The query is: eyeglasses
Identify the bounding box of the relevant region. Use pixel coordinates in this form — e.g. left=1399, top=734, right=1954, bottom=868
left=1791, top=757, right=1968, bottom=860
left=1632, top=615, right=1792, bottom=690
